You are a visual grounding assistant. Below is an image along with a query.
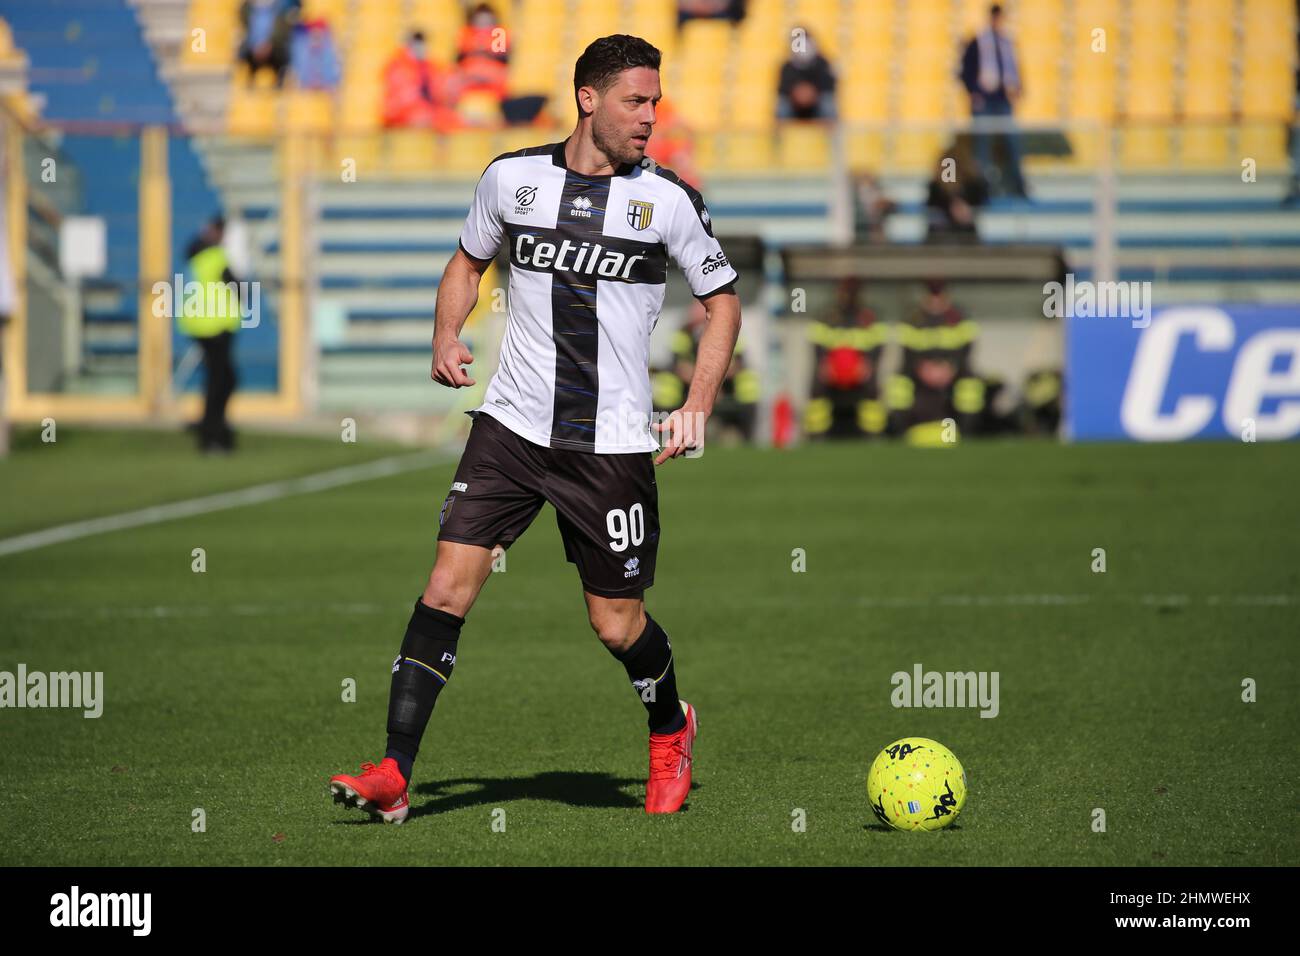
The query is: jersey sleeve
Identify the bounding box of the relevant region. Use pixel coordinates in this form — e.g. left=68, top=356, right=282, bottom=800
left=459, top=159, right=504, bottom=262
left=665, top=184, right=738, bottom=298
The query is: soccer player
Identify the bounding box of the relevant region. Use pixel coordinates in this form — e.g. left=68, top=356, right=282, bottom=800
left=329, top=35, right=741, bottom=823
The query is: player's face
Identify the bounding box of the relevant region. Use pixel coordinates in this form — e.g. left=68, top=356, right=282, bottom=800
left=591, top=66, right=661, bottom=166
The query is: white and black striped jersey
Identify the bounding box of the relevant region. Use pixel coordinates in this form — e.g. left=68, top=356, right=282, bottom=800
left=457, top=139, right=739, bottom=454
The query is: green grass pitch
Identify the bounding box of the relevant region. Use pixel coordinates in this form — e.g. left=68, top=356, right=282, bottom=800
left=1, top=427, right=1296, bottom=866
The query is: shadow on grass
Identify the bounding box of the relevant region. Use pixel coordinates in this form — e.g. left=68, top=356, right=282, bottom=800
left=862, top=822, right=964, bottom=833
left=331, top=771, right=703, bottom=824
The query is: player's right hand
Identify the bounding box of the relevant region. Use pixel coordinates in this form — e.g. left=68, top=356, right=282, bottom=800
left=432, top=338, right=476, bottom=388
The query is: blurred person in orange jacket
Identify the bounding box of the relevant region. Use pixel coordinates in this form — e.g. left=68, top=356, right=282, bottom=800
left=455, top=3, right=509, bottom=103
left=381, top=31, right=460, bottom=132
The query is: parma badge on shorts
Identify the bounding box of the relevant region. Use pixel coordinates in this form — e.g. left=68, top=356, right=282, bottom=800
left=626, top=199, right=654, bottom=231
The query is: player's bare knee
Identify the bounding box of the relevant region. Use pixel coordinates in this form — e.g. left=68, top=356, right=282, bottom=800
left=422, top=567, right=472, bottom=618
left=588, top=605, right=644, bottom=653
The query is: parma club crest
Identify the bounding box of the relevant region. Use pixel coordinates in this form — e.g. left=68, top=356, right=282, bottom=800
left=626, top=199, right=654, bottom=231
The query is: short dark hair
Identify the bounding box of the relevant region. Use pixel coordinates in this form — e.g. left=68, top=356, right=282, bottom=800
left=573, top=35, right=661, bottom=115
left=990, top=4, right=1003, bottom=16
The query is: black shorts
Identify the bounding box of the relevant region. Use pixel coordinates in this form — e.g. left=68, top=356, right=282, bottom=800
left=436, top=412, right=660, bottom=598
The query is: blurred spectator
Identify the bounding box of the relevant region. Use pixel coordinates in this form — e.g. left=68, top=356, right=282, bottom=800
left=888, top=280, right=984, bottom=443
left=646, top=98, right=701, bottom=188
left=181, top=217, right=242, bottom=454
left=778, top=30, right=836, bottom=120
left=925, top=147, right=988, bottom=243
left=1021, top=368, right=1062, bottom=435
left=677, top=0, right=746, bottom=29
left=456, top=4, right=508, bottom=94
left=381, top=31, right=460, bottom=132
left=852, top=171, right=897, bottom=242
left=291, top=18, right=340, bottom=91
left=959, top=4, right=1027, bottom=198
left=239, top=0, right=297, bottom=87
left=653, top=300, right=758, bottom=444
left=803, top=278, right=888, bottom=440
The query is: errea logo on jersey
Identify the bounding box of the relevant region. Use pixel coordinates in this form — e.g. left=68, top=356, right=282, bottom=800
left=570, top=195, right=593, bottom=218
left=700, top=251, right=730, bottom=275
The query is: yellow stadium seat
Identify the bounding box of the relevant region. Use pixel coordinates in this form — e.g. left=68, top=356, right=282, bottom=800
left=1119, top=127, right=1171, bottom=169
left=386, top=129, right=438, bottom=176
left=888, top=130, right=946, bottom=174
left=284, top=90, right=333, bottom=134
left=731, top=83, right=778, bottom=130
left=1018, top=64, right=1061, bottom=122
left=1240, top=60, right=1295, bottom=119
left=495, top=127, right=543, bottom=156
left=778, top=123, right=830, bottom=172
left=334, top=134, right=382, bottom=175
left=227, top=90, right=276, bottom=137
left=1178, top=124, right=1233, bottom=169
left=897, top=82, right=951, bottom=122
left=1125, top=66, right=1177, bottom=121
left=841, top=68, right=890, bottom=123
left=845, top=129, right=887, bottom=174
left=1070, top=62, right=1118, bottom=120
left=1061, top=130, right=1103, bottom=168
left=444, top=130, right=495, bottom=173
left=301, top=0, right=347, bottom=22
left=1238, top=123, right=1289, bottom=170
left=1182, top=70, right=1232, bottom=120
left=722, top=129, right=776, bottom=172
left=677, top=82, right=725, bottom=132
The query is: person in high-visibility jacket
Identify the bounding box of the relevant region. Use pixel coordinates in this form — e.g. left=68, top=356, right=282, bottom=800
left=887, top=279, right=983, bottom=444
left=652, top=299, right=758, bottom=443
left=804, top=277, right=889, bottom=440
left=181, top=216, right=242, bottom=453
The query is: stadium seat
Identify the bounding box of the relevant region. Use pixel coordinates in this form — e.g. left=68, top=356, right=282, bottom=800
left=443, top=128, right=494, bottom=172
left=890, top=130, right=946, bottom=174
left=1178, top=124, right=1233, bottom=170
left=227, top=88, right=276, bottom=136
left=1119, top=127, right=1172, bottom=169
left=1238, top=122, right=1289, bottom=170
left=723, top=129, right=776, bottom=171
left=777, top=123, right=830, bottom=171
left=284, top=90, right=333, bottom=134
left=385, top=129, right=438, bottom=176
left=845, top=129, right=886, bottom=174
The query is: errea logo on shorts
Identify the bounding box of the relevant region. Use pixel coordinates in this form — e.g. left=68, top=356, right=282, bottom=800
left=623, top=556, right=641, bottom=578
left=452, top=482, right=468, bottom=492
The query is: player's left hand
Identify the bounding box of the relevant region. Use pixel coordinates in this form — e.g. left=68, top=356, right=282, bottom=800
left=653, top=406, right=707, bottom=465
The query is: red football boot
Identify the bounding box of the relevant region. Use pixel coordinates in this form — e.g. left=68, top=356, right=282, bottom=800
left=645, top=701, right=698, bottom=814
left=330, top=758, right=409, bottom=824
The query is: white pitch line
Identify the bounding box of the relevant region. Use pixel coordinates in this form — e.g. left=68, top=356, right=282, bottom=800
left=0, top=451, right=451, bottom=558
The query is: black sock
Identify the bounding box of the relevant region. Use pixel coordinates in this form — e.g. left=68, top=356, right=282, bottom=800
left=384, top=599, right=464, bottom=781
left=612, top=613, right=685, bottom=735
